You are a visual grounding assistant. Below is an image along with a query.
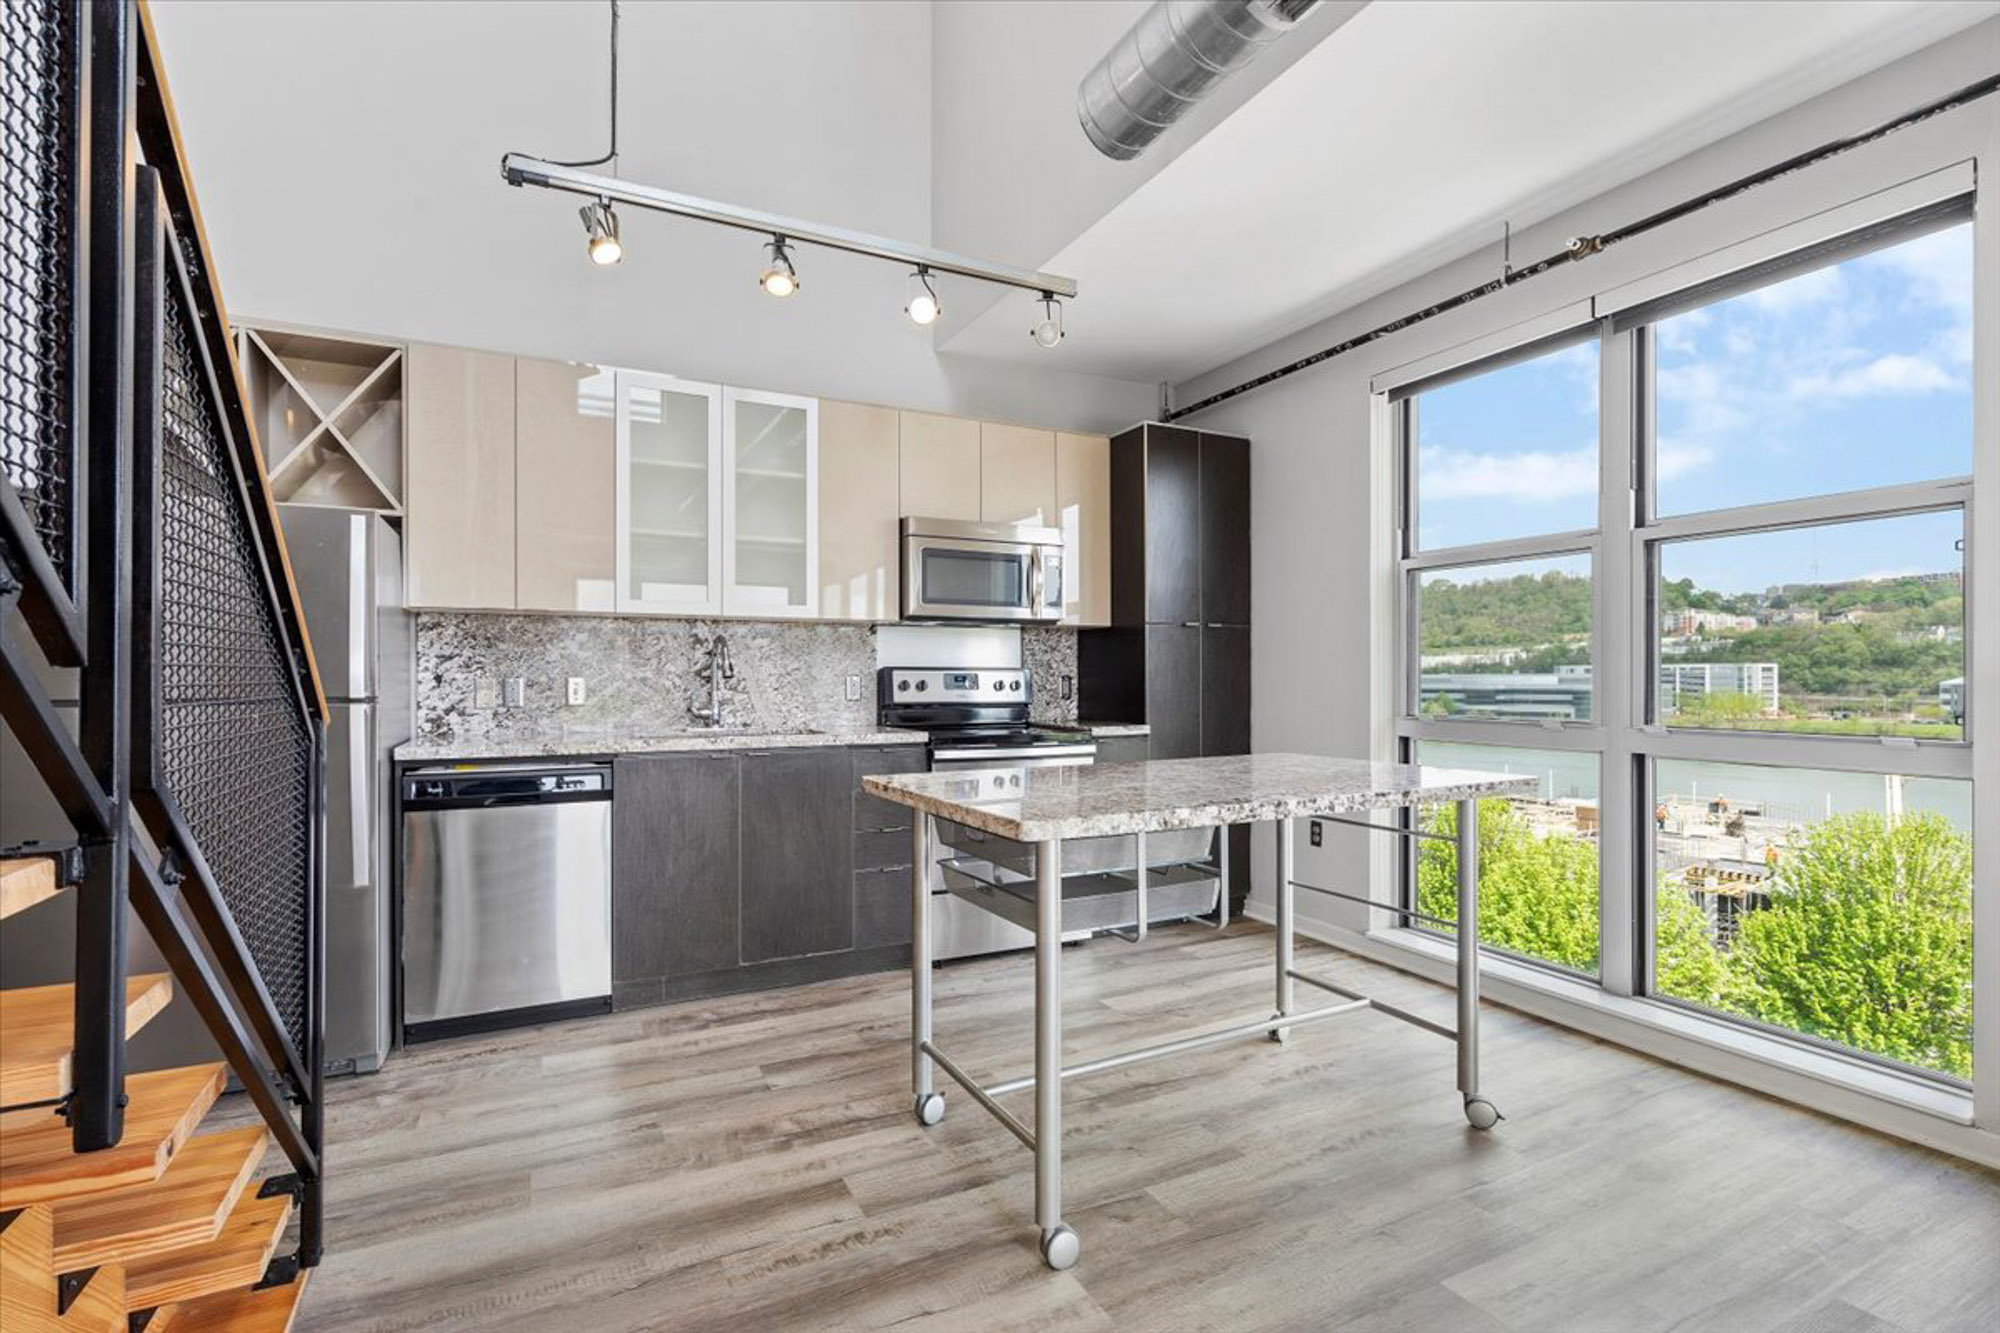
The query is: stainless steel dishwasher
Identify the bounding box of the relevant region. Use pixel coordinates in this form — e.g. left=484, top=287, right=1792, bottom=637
left=400, top=763, right=614, bottom=1041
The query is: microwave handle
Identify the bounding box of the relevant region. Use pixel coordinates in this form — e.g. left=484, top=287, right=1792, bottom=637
left=1030, top=544, right=1045, bottom=616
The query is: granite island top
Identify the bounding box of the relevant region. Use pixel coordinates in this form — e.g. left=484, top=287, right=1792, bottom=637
left=862, top=752, right=1537, bottom=842
left=1079, top=721, right=1150, bottom=738
left=397, top=727, right=928, bottom=763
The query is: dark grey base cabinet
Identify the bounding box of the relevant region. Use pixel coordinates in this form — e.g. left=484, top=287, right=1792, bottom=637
left=612, top=743, right=927, bottom=1009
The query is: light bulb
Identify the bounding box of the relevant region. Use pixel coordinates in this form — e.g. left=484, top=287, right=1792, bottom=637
left=1030, top=294, right=1064, bottom=349
left=760, top=238, right=799, bottom=298
left=579, top=200, right=622, bottom=266
left=905, top=268, right=940, bottom=325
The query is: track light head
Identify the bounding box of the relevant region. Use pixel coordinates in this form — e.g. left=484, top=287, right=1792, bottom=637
left=905, top=268, right=941, bottom=326
left=1031, top=292, right=1064, bottom=349
left=580, top=199, right=623, bottom=265
left=760, top=237, right=799, bottom=298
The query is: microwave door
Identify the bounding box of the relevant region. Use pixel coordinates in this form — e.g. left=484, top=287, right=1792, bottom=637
left=906, top=538, right=1034, bottom=621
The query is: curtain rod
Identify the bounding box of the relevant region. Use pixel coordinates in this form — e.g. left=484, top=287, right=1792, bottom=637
left=1166, top=71, right=2000, bottom=422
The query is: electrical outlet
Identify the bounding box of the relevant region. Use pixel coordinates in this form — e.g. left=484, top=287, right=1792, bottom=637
left=845, top=673, right=861, bottom=703
left=567, top=677, right=587, bottom=706
left=474, top=677, right=500, bottom=710
left=504, top=677, right=526, bottom=708
left=1309, top=820, right=1323, bottom=848
left=1061, top=674, right=1074, bottom=701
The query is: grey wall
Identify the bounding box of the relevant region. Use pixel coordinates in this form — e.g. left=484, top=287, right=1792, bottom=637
left=145, top=0, right=1156, bottom=432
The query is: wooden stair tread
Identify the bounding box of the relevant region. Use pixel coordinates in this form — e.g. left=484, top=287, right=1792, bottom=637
left=0, top=974, right=176, bottom=1107
left=53, top=1127, right=267, bottom=1271
left=123, top=1189, right=290, bottom=1310
left=151, top=1270, right=310, bottom=1333
left=2, top=1204, right=58, bottom=1330
left=0, top=1064, right=226, bottom=1210
left=56, top=1260, right=125, bottom=1333
left=0, top=856, right=64, bottom=921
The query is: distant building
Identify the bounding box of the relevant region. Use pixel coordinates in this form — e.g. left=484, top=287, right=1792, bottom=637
left=1940, top=677, right=1965, bottom=724
left=1658, top=662, right=1780, bottom=714
left=1419, top=665, right=1593, bottom=721
left=1661, top=609, right=1757, bottom=636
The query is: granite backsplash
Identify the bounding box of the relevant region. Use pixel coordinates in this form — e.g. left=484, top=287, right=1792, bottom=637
left=412, top=613, right=1077, bottom=746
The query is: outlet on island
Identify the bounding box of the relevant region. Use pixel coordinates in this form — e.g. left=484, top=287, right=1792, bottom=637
left=567, top=676, right=587, bottom=706
left=845, top=673, right=861, bottom=702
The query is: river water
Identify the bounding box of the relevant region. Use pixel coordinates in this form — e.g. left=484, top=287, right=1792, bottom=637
left=1420, top=740, right=1973, bottom=832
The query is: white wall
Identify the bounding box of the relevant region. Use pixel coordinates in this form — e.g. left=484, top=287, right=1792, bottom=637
left=927, top=0, right=1364, bottom=344
left=1172, top=17, right=2000, bottom=1163
left=147, top=0, right=1155, bottom=432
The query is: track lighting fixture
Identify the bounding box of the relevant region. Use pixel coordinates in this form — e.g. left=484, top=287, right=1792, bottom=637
left=580, top=199, right=622, bottom=266
left=509, top=3, right=1078, bottom=321
left=905, top=267, right=941, bottom=326
left=759, top=237, right=799, bottom=298
left=1031, top=292, right=1064, bottom=349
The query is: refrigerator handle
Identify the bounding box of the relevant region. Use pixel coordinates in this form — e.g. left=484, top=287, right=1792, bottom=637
left=350, top=712, right=371, bottom=890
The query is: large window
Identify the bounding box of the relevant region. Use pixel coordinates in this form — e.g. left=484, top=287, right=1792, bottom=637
left=1397, top=210, right=1976, bottom=1085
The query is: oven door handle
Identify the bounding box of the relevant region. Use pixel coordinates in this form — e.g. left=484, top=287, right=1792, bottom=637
left=932, top=745, right=1097, bottom=762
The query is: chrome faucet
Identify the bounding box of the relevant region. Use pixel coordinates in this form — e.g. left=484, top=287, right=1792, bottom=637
left=688, top=633, right=742, bottom=728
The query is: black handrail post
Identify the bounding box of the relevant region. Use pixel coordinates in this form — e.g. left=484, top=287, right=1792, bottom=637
left=301, top=716, right=327, bottom=1268
left=69, top=0, right=136, bottom=1154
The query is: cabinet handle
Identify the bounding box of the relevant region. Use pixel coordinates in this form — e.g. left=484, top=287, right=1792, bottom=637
left=1181, top=621, right=1200, bottom=628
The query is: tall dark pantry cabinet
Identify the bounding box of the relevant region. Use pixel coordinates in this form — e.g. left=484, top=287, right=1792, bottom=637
left=1079, top=423, right=1252, bottom=908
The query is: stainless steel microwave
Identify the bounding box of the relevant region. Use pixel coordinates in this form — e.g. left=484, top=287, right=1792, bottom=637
left=900, top=517, right=1065, bottom=623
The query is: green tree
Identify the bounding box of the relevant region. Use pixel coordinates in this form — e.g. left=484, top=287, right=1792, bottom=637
left=1417, top=801, right=1599, bottom=973
left=1670, top=691, right=1766, bottom=728
left=1652, top=882, right=1727, bottom=1005
left=1720, top=812, right=1972, bottom=1077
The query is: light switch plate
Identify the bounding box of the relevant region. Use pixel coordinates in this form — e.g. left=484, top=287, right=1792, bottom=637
left=504, top=677, right=526, bottom=708
left=567, top=677, right=587, bottom=706
left=474, top=677, right=500, bottom=710
left=845, top=674, right=861, bottom=703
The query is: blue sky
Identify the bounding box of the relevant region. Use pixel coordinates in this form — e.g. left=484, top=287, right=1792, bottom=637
left=1416, top=221, right=1973, bottom=594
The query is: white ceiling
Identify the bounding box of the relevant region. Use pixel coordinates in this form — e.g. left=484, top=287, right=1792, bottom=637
left=941, top=0, right=1999, bottom=385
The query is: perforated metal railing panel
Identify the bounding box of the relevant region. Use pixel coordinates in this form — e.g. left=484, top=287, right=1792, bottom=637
left=157, top=266, right=312, bottom=1052
left=0, top=0, right=79, bottom=589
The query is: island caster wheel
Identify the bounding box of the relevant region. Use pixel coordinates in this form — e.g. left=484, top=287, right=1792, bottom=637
left=1267, top=1013, right=1289, bottom=1045
left=914, top=1093, right=945, bottom=1127
left=1463, top=1096, right=1502, bottom=1131
left=1040, top=1224, right=1081, bottom=1271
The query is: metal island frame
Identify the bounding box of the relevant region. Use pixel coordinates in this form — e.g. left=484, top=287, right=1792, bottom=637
left=860, top=752, right=1538, bottom=1271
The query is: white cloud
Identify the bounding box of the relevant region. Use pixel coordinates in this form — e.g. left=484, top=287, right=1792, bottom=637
left=1656, top=439, right=1716, bottom=481
left=1786, top=353, right=1958, bottom=399
left=1855, top=224, right=1973, bottom=319
left=1741, top=263, right=1845, bottom=314
left=1424, top=445, right=1596, bottom=502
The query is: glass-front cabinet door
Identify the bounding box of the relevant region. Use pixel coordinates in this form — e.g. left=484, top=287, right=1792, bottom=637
left=615, top=371, right=724, bottom=615
left=722, top=388, right=818, bottom=617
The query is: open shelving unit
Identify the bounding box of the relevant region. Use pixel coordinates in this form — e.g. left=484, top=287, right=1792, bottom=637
left=235, top=325, right=405, bottom=515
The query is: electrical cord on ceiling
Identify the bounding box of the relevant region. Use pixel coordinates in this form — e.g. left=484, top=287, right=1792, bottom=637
left=546, top=0, right=619, bottom=169
left=1165, top=70, right=2000, bottom=422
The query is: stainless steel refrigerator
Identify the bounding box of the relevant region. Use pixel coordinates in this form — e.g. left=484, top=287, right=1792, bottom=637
left=278, top=506, right=409, bottom=1075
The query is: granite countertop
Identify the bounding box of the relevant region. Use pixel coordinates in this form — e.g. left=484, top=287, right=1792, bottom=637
left=397, top=728, right=927, bottom=763
left=1079, top=721, right=1150, bottom=737
left=862, top=752, right=1537, bottom=842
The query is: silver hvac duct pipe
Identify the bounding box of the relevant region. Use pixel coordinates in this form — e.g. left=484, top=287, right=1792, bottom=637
left=1077, top=0, right=1320, bottom=161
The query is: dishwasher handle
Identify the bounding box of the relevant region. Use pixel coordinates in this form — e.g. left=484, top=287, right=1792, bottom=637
left=402, top=764, right=613, bottom=810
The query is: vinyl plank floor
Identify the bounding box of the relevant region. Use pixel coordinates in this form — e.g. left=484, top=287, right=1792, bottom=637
left=208, top=923, right=1999, bottom=1333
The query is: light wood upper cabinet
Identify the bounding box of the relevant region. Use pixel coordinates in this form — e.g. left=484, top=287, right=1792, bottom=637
left=979, top=422, right=1057, bottom=527
left=404, top=344, right=516, bottom=609
left=898, top=411, right=980, bottom=521
left=516, top=358, right=615, bottom=613
left=818, top=400, right=900, bottom=621
left=1056, top=431, right=1111, bottom=627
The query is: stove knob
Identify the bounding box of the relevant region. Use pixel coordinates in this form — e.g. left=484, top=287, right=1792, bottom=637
left=897, top=680, right=910, bottom=692
left=1010, top=680, right=1022, bottom=692
left=915, top=680, right=928, bottom=692
left=992, top=680, right=1004, bottom=692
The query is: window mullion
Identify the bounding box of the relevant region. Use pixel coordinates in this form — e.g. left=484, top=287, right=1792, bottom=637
left=1601, top=320, right=1639, bottom=998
